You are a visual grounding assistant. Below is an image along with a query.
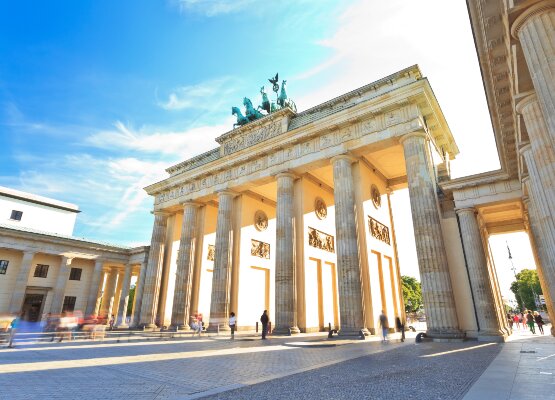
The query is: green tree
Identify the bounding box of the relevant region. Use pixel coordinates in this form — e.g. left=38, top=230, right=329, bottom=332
left=401, top=275, right=423, bottom=314
left=126, top=285, right=136, bottom=316
left=510, top=269, right=542, bottom=311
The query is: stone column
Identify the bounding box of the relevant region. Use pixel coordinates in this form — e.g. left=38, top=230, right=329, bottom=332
left=171, top=202, right=200, bottom=330
left=50, top=256, right=73, bottom=314
left=208, top=191, right=235, bottom=332
left=85, top=259, right=104, bottom=316
left=112, top=270, right=124, bottom=319
left=400, top=131, right=461, bottom=338
left=115, top=264, right=132, bottom=328
left=517, top=95, right=555, bottom=215
left=131, top=261, right=147, bottom=327
left=99, top=267, right=118, bottom=319
left=456, top=208, right=504, bottom=340
left=274, top=173, right=300, bottom=334
left=139, top=212, right=169, bottom=329
left=523, top=196, right=555, bottom=335
left=8, top=251, right=36, bottom=314
left=511, top=1, right=555, bottom=140
left=331, top=155, right=367, bottom=336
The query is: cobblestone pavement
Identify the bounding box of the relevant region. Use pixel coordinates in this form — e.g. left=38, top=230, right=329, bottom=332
left=204, top=340, right=502, bottom=400
left=0, top=330, right=512, bottom=400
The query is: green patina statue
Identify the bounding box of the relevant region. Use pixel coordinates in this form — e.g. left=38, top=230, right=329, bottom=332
left=231, top=73, right=296, bottom=129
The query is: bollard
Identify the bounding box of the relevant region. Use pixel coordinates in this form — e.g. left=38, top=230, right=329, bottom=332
left=328, top=322, right=331, bottom=332
left=269, top=322, right=272, bottom=335
left=256, top=322, right=259, bottom=333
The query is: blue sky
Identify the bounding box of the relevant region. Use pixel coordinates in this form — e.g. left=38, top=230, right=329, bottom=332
left=1, top=0, right=530, bottom=296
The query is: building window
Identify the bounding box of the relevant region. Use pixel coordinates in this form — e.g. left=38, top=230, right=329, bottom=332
left=10, top=210, right=23, bottom=221
left=34, top=264, right=49, bottom=278
left=0, top=260, right=8, bottom=274
left=62, top=296, right=76, bottom=313
left=69, top=268, right=82, bottom=281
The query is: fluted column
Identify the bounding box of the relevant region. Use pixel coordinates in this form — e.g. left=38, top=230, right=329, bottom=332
left=8, top=251, right=36, bottom=314
left=457, top=208, right=504, bottom=340
left=274, top=173, right=300, bottom=334
left=523, top=196, right=555, bottom=336
left=85, top=259, right=104, bottom=316
left=517, top=95, right=555, bottom=215
left=512, top=1, right=555, bottom=140
left=208, top=191, right=235, bottom=332
left=171, top=202, right=200, bottom=330
left=139, top=211, right=169, bottom=329
left=99, top=267, right=118, bottom=319
left=115, top=264, right=132, bottom=328
left=112, top=270, right=125, bottom=319
left=50, top=256, right=73, bottom=314
left=331, top=155, right=367, bottom=336
left=131, top=261, right=147, bottom=327
left=400, top=131, right=461, bottom=338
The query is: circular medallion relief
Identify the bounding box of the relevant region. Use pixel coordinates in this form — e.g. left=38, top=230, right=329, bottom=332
left=254, top=210, right=268, bottom=231
left=371, top=185, right=381, bottom=209
left=314, top=197, right=327, bottom=220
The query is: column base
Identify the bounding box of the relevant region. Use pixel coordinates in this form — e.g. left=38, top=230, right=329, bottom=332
left=170, top=324, right=190, bottom=331
left=338, top=328, right=369, bottom=338
left=477, top=332, right=507, bottom=343
left=427, top=329, right=466, bottom=341
left=206, top=324, right=231, bottom=333
left=140, top=323, right=159, bottom=331
left=272, top=326, right=300, bottom=335
left=115, top=324, right=129, bottom=329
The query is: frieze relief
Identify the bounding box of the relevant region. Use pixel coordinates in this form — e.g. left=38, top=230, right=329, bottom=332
left=251, top=239, right=270, bottom=259
left=368, top=216, right=390, bottom=245
left=308, top=227, right=335, bottom=253
left=154, top=105, right=420, bottom=206
left=207, top=244, right=215, bottom=261
left=222, top=122, right=281, bottom=155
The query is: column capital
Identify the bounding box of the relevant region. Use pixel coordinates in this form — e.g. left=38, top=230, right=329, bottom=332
left=455, top=207, right=477, bottom=216
left=216, top=189, right=237, bottom=198
left=21, top=250, right=36, bottom=259
left=275, top=171, right=298, bottom=180
left=330, top=153, right=357, bottom=165
left=511, top=0, right=555, bottom=39
left=519, top=143, right=533, bottom=155
left=61, top=256, right=74, bottom=266
left=515, top=93, right=538, bottom=114
left=151, top=210, right=171, bottom=217
left=398, top=130, right=428, bottom=145
left=182, top=201, right=202, bottom=209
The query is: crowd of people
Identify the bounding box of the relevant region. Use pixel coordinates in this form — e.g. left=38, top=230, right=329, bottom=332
left=508, top=310, right=546, bottom=334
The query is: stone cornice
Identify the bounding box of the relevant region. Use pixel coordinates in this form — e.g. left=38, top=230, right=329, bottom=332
left=440, top=169, right=510, bottom=191
left=148, top=77, right=457, bottom=209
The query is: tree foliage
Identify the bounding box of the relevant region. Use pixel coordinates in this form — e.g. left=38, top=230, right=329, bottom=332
left=401, top=275, right=423, bottom=314
left=510, top=269, right=542, bottom=311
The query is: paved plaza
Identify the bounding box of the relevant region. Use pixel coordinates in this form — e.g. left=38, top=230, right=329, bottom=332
left=2, top=328, right=553, bottom=400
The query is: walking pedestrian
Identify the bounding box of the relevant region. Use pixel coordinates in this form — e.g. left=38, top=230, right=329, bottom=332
left=534, top=311, right=545, bottom=335
left=260, top=310, right=269, bottom=340
left=8, top=313, right=22, bottom=348
left=526, top=310, right=536, bottom=334
left=520, top=312, right=527, bottom=330
left=229, top=312, right=236, bottom=339
left=513, top=314, right=520, bottom=329
left=109, top=314, right=115, bottom=331
left=507, top=313, right=514, bottom=330
left=395, top=316, right=405, bottom=342
left=379, top=310, right=388, bottom=342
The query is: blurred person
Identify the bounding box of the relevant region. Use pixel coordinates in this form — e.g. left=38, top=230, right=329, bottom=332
left=190, top=316, right=202, bottom=336
left=260, top=310, right=269, bottom=340
left=526, top=311, right=536, bottom=334
left=534, top=311, right=545, bottom=335
left=395, top=316, right=405, bottom=342
left=521, top=312, right=527, bottom=330
left=229, top=312, right=236, bottom=339
left=109, top=314, right=115, bottom=331
left=513, top=314, right=520, bottom=329
left=379, top=310, right=389, bottom=342
left=507, top=313, right=514, bottom=330
left=8, top=313, right=23, bottom=348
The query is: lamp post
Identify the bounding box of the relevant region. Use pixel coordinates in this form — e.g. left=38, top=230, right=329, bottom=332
left=507, top=242, right=524, bottom=311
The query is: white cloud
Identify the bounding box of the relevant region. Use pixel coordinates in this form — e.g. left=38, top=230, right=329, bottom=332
left=159, top=77, right=237, bottom=111
left=85, top=119, right=233, bottom=158
left=293, top=0, right=500, bottom=178
left=176, top=0, right=258, bottom=17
